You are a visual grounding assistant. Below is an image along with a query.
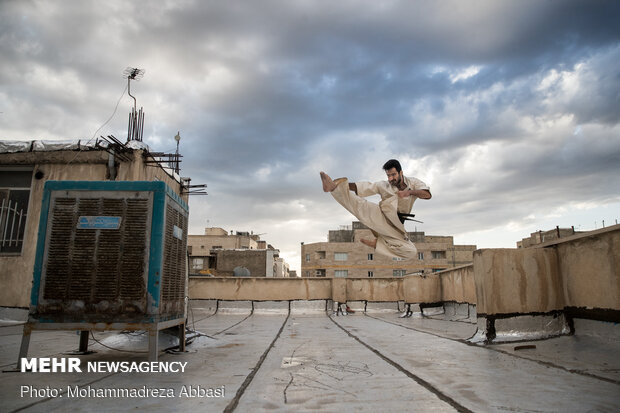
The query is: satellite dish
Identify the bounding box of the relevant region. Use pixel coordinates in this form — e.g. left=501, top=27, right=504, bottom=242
left=233, top=266, right=251, bottom=277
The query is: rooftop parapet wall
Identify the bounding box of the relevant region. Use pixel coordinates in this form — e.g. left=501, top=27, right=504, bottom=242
left=553, top=226, right=619, bottom=312
left=439, top=264, right=476, bottom=304
left=189, top=272, right=467, bottom=305
left=473, top=225, right=620, bottom=317
left=189, top=277, right=332, bottom=301
left=473, top=248, right=564, bottom=316
left=346, top=278, right=403, bottom=302
left=404, top=274, right=442, bottom=304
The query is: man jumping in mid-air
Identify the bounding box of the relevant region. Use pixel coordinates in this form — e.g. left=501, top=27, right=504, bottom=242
left=320, top=159, right=431, bottom=259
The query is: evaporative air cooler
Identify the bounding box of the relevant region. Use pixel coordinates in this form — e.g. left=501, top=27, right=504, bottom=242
left=17, top=181, right=188, bottom=362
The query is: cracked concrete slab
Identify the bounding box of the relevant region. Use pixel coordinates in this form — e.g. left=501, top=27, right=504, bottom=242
left=1, top=305, right=618, bottom=412
left=234, top=315, right=456, bottom=412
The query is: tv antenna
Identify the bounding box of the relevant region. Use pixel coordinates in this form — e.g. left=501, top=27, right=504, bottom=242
left=123, top=67, right=145, bottom=142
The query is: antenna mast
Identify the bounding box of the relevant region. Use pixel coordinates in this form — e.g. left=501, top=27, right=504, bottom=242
left=123, top=67, right=145, bottom=142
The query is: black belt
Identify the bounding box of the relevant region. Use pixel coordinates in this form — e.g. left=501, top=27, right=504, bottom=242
left=397, top=213, right=423, bottom=224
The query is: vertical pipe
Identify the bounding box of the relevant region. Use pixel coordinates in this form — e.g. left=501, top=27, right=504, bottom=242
left=0, top=198, right=5, bottom=247
left=132, top=108, right=136, bottom=141
left=140, top=109, right=145, bottom=141
left=2, top=200, right=11, bottom=248
left=134, top=109, right=137, bottom=140
left=127, top=112, right=131, bottom=142
left=137, top=109, right=142, bottom=142
left=108, top=149, right=116, bottom=181
left=16, top=208, right=24, bottom=250
left=9, top=202, right=18, bottom=246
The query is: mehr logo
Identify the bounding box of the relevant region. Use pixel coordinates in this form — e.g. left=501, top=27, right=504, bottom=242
left=21, top=358, right=82, bottom=373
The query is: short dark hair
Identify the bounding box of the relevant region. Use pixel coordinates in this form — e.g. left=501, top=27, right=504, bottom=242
left=382, top=159, right=401, bottom=172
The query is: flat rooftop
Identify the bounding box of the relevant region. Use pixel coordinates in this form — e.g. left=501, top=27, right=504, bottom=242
left=1, top=302, right=619, bottom=412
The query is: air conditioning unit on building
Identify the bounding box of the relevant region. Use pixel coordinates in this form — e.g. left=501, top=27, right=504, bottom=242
left=18, top=181, right=188, bottom=362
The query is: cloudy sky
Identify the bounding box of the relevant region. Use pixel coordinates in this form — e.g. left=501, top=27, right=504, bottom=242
left=2, top=0, right=619, bottom=274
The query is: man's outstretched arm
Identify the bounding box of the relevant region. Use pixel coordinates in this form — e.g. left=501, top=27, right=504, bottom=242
left=398, top=189, right=432, bottom=199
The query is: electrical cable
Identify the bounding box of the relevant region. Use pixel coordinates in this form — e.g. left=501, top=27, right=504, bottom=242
left=65, top=83, right=128, bottom=166
left=89, top=331, right=148, bottom=354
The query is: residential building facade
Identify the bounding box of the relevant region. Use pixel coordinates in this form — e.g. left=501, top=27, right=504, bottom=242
left=188, top=227, right=290, bottom=277
left=517, top=226, right=579, bottom=248
left=301, top=221, right=477, bottom=278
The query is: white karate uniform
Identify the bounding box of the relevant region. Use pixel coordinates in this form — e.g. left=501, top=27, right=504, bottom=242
left=330, top=176, right=429, bottom=259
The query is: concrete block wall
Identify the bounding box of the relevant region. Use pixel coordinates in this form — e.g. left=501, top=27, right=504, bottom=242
left=473, top=248, right=564, bottom=315
left=189, top=277, right=332, bottom=301
left=438, top=264, right=476, bottom=304
left=555, top=228, right=619, bottom=312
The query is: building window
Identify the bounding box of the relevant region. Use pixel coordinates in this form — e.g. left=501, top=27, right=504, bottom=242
left=368, top=271, right=374, bottom=278
left=305, top=271, right=310, bottom=277
left=367, top=253, right=374, bottom=260
left=315, top=269, right=326, bottom=277
left=392, top=257, right=404, bottom=261
left=305, top=254, right=310, bottom=262
left=334, top=270, right=348, bottom=278
left=393, top=269, right=407, bottom=277
left=213, top=245, right=223, bottom=250
left=334, top=252, right=348, bottom=261
left=0, top=169, right=32, bottom=254
left=418, top=252, right=424, bottom=260
left=317, top=251, right=326, bottom=259
left=207, top=256, right=216, bottom=269
left=432, top=251, right=446, bottom=259
left=191, top=258, right=204, bottom=271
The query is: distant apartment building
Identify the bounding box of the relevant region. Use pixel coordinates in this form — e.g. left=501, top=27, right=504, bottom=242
left=188, top=227, right=290, bottom=277
left=517, top=226, right=580, bottom=248
left=301, top=221, right=476, bottom=278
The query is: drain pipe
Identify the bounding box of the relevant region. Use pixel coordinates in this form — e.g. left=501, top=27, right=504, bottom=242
left=107, top=149, right=117, bottom=180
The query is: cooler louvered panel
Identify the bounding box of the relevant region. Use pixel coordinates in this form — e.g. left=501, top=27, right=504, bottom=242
left=42, top=197, right=150, bottom=307
left=120, top=199, right=148, bottom=300
left=43, top=198, right=76, bottom=300
left=161, top=204, right=187, bottom=313
left=69, top=199, right=98, bottom=299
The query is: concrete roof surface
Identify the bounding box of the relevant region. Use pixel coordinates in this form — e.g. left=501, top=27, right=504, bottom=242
left=1, top=302, right=619, bottom=412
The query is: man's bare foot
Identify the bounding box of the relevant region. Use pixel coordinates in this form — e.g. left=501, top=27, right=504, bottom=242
left=360, top=238, right=377, bottom=249
left=320, top=171, right=337, bottom=192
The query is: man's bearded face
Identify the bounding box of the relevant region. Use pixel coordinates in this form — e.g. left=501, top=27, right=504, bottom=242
left=385, top=168, right=402, bottom=186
